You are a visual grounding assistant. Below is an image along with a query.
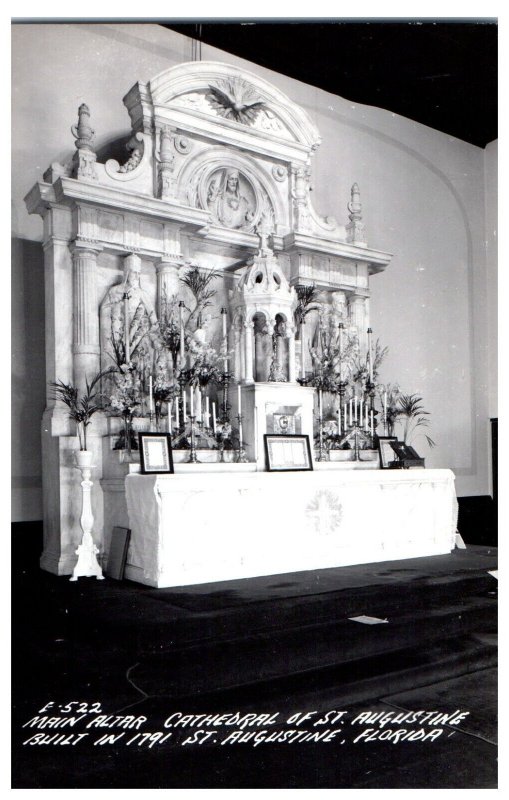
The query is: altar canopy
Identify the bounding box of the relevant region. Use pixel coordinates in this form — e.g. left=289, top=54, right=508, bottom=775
left=24, top=57, right=457, bottom=586
left=125, top=470, right=458, bottom=588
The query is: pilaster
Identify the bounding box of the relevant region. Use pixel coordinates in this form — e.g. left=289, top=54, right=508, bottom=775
left=71, top=242, right=103, bottom=394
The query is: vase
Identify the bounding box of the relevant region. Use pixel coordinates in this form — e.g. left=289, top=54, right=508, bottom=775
left=75, top=449, right=94, bottom=469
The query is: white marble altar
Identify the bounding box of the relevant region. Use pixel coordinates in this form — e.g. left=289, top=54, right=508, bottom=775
left=25, top=59, right=398, bottom=576
left=125, top=469, right=457, bottom=588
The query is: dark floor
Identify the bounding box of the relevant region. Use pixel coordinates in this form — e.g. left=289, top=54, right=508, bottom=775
left=12, top=524, right=497, bottom=789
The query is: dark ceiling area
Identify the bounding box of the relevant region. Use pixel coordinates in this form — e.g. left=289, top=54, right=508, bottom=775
left=163, top=20, right=497, bottom=148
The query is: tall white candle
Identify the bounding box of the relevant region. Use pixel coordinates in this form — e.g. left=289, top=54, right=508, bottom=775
left=367, top=328, right=373, bottom=382
left=175, top=397, right=180, bottom=428
left=359, top=398, right=364, bottom=423
left=370, top=410, right=374, bottom=436
left=196, top=387, right=201, bottom=422
left=349, top=399, right=353, bottom=425
left=183, top=390, right=187, bottom=420
left=384, top=391, right=388, bottom=420
left=179, top=301, right=185, bottom=362
left=354, top=396, right=358, bottom=422
left=148, top=375, right=154, bottom=414
left=319, top=389, right=323, bottom=419
left=344, top=406, right=347, bottom=429
left=337, top=404, right=342, bottom=435
left=237, top=383, right=242, bottom=415
left=221, top=308, right=228, bottom=372
left=212, top=401, right=216, bottom=434
left=365, top=405, right=369, bottom=430
left=167, top=400, right=172, bottom=433
left=124, top=295, right=130, bottom=365
left=190, top=386, right=194, bottom=417
left=301, top=320, right=306, bottom=380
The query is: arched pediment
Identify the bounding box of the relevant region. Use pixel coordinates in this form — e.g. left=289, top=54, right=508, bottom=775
left=124, top=61, right=321, bottom=156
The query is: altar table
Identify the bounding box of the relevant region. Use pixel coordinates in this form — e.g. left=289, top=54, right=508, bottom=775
left=124, top=469, right=458, bottom=588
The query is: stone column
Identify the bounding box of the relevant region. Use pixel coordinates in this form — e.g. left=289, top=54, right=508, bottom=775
left=288, top=327, right=296, bottom=382
left=72, top=242, right=102, bottom=394
left=349, top=294, right=369, bottom=351
left=155, top=257, right=180, bottom=318
left=233, top=325, right=242, bottom=383
left=244, top=321, right=254, bottom=383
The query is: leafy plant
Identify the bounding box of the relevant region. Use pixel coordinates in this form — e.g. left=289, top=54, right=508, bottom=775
left=294, top=284, right=318, bottom=326
left=180, top=266, right=220, bottom=328
left=50, top=368, right=114, bottom=450
left=396, top=393, right=435, bottom=448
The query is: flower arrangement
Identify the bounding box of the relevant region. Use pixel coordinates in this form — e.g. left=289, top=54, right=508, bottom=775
left=50, top=368, right=114, bottom=450
left=108, top=365, right=142, bottom=451
left=157, top=289, right=182, bottom=369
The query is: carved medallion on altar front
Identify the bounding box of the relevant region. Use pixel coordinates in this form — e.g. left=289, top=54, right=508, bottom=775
left=306, top=489, right=344, bottom=537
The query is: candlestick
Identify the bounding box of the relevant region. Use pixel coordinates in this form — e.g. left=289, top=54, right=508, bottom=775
left=212, top=401, right=216, bottom=434
left=365, top=405, right=368, bottom=431
left=319, top=388, right=323, bottom=419
left=124, top=294, right=130, bottom=365
left=238, top=383, right=242, bottom=415
left=190, top=386, right=194, bottom=418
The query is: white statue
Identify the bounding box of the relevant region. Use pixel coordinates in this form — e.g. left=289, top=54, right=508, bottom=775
left=100, top=254, right=159, bottom=370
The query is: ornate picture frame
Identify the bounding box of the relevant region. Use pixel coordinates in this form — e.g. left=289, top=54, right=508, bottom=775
left=377, top=436, right=399, bottom=469
left=264, top=434, right=313, bottom=472
left=138, top=432, right=174, bottom=475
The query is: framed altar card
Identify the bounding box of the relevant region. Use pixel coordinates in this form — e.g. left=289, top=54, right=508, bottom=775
left=264, top=434, right=313, bottom=472
left=377, top=436, right=399, bottom=469
left=138, top=432, right=174, bottom=474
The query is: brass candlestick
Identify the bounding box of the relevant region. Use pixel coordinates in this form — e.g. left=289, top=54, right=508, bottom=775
left=235, top=412, right=249, bottom=463
left=187, top=415, right=200, bottom=463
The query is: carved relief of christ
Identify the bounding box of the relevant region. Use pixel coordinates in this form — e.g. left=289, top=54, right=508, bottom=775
left=206, top=169, right=256, bottom=230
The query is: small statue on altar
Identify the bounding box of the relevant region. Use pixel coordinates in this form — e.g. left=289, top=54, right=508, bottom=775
left=268, top=316, right=288, bottom=382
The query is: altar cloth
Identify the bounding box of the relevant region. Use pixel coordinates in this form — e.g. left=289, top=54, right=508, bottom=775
left=124, top=469, right=458, bottom=588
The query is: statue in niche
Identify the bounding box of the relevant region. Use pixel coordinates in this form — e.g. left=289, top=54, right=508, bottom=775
left=207, top=169, right=255, bottom=230
left=253, top=315, right=273, bottom=382
left=268, top=316, right=288, bottom=383
left=100, top=256, right=160, bottom=376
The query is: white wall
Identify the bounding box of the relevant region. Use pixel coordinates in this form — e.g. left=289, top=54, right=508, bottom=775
left=11, top=22, right=497, bottom=519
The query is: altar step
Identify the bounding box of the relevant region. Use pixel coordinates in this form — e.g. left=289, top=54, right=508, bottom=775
left=123, top=558, right=497, bottom=702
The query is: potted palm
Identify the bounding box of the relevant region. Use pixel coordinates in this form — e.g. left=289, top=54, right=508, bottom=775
left=396, top=393, right=436, bottom=449
left=50, top=368, right=113, bottom=465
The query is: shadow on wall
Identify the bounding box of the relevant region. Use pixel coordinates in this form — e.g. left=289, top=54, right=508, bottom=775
left=11, top=237, right=46, bottom=517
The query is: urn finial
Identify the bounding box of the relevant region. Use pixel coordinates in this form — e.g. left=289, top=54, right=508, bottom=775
left=71, top=103, right=95, bottom=151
